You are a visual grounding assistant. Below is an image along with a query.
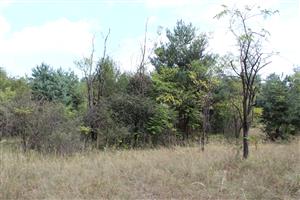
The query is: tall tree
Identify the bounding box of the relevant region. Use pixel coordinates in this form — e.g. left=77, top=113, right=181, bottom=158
left=216, top=5, right=277, bottom=159
left=151, top=20, right=215, bottom=140
left=189, top=60, right=219, bottom=150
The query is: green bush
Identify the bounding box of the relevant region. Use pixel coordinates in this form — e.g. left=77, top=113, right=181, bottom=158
left=5, top=94, right=82, bottom=154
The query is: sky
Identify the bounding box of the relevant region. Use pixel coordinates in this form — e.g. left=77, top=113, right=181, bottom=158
left=0, top=0, right=299, bottom=78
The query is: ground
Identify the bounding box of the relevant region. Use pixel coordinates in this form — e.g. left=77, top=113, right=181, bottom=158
left=0, top=138, right=299, bottom=199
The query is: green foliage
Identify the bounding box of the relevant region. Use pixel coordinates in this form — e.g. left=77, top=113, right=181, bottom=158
left=259, top=72, right=300, bottom=140
left=151, top=20, right=212, bottom=71
left=286, top=68, right=300, bottom=130
left=84, top=98, right=130, bottom=148
left=151, top=20, right=217, bottom=139
left=147, top=103, right=177, bottom=135
left=11, top=96, right=82, bottom=154
left=30, top=63, right=83, bottom=110
left=211, top=76, right=243, bottom=136
left=95, top=57, right=121, bottom=97
left=1, top=17, right=299, bottom=153
left=110, top=94, right=155, bottom=136
left=0, top=68, right=30, bottom=103
left=127, top=73, right=153, bottom=96
left=116, top=72, right=130, bottom=93
left=79, top=125, right=91, bottom=135
left=13, top=107, right=33, bottom=116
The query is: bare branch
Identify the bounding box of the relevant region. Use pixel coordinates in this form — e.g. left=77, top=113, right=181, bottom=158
left=230, top=60, right=240, bottom=76
left=138, top=18, right=149, bottom=75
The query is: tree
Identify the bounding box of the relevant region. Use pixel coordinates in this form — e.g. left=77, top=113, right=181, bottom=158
left=147, top=103, right=177, bottom=146
left=151, top=20, right=211, bottom=72
left=75, top=37, right=97, bottom=110
left=75, top=30, right=110, bottom=109
left=0, top=68, right=30, bottom=140
left=259, top=70, right=300, bottom=140
left=212, top=76, right=243, bottom=138
left=75, top=30, right=116, bottom=143
left=30, top=63, right=83, bottom=110
left=216, top=5, right=277, bottom=159
left=151, top=20, right=215, bottom=140
left=189, top=60, right=219, bottom=151
left=259, top=74, right=289, bottom=140
left=287, top=68, right=300, bottom=133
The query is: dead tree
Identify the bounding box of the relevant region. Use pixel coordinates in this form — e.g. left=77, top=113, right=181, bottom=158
left=136, top=18, right=149, bottom=96
left=75, top=30, right=111, bottom=145
left=74, top=36, right=96, bottom=110
left=96, top=29, right=111, bottom=101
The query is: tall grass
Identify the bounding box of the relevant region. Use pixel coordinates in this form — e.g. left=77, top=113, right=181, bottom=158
left=1, top=139, right=299, bottom=199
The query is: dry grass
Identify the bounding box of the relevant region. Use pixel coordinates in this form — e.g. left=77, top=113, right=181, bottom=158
left=0, top=139, right=299, bottom=199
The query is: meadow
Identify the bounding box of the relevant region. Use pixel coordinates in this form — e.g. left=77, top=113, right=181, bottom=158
left=1, top=139, right=299, bottom=199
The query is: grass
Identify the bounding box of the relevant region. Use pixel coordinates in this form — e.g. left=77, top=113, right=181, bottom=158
left=0, top=139, right=299, bottom=199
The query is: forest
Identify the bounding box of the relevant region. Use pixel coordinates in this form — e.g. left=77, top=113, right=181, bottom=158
left=0, top=5, right=299, bottom=199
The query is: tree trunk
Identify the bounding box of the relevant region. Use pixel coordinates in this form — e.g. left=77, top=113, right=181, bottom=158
left=201, top=95, right=211, bottom=152
left=201, top=131, right=205, bottom=151
left=22, top=133, right=27, bottom=153
left=242, top=123, right=249, bottom=159
left=96, top=132, right=100, bottom=149
left=84, top=135, right=88, bottom=150
left=242, top=92, right=250, bottom=159
left=201, top=111, right=207, bottom=151
left=178, top=111, right=189, bottom=141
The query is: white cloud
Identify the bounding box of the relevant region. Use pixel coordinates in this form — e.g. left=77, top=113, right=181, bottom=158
left=0, top=0, right=297, bottom=78
left=0, top=18, right=93, bottom=55
left=145, top=0, right=201, bottom=8
left=0, top=17, right=95, bottom=76
left=148, top=15, right=158, bottom=25
left=202, top=0, right=298, bottom=77
left=0, top=0, right=13, bottom=9
left=113, top=33, right=156, bottom=73
left=0, top=16, right=10, bottom=36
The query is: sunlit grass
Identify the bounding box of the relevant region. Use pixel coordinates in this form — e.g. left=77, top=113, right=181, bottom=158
left=0, top=139, right=299, bottom=199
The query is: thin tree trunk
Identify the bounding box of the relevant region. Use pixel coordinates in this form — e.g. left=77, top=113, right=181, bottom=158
left=242, top=97, right=249, bottom=159
left=201, top=95, right=210, bottom=151
left=243, top=123, right=249, bottom=159
left=201, top=111, right=207, bottom=151
left=201, top=132, right=205, bottom=151
left=22, top=133, right=27, bottom=153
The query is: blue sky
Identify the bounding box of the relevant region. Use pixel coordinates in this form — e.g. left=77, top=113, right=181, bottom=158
left=0, top=0, right=299, bottom=78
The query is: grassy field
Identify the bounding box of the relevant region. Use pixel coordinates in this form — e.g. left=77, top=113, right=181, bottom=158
left=0, top=139, right=299, bottom=199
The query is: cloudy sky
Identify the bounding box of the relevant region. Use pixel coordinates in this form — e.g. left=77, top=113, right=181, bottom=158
left=0, top=0, right=299, bottom=78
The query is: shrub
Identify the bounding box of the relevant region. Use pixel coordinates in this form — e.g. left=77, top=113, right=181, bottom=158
left=83, top=99, right=130, bottom=149
left=5, top=94, right=82, bottom=154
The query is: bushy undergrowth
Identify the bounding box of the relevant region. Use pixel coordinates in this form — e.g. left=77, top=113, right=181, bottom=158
left=1, top=95, right=82, bottom=154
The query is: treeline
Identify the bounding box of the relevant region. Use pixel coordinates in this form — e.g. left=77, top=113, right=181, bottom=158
left=0, top=20, right=299, bottom=154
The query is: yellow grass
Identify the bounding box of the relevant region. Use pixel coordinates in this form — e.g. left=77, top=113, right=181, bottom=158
left=1, top=140, right=299, bottom=199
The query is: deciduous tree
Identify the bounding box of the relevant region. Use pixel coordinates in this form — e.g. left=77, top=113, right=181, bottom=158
left=216, top=5, right=277, bottom=158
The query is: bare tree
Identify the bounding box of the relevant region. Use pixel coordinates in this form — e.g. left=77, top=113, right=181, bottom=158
left=96, top=29, right=111, bottom=101
left=75, top=29, right=111, bottom=109
left=75, top=30, right=111, bottom=145
left=74, top=36, right=96, bottom=110
left=137, top=18, right=149, bottom=96
left=216, top=5, right=277, bottom=159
